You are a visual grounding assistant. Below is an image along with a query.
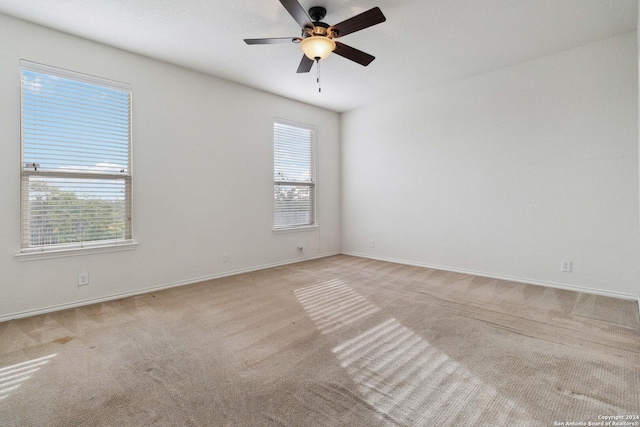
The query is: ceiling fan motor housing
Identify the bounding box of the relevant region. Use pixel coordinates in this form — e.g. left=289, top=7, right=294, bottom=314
left=305, top=23, right=330, bottom=38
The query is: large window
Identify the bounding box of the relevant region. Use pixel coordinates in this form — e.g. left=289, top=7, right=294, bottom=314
left=20, top=61, right=132, bottom=253
left=274, top=119, right=316, bottom=230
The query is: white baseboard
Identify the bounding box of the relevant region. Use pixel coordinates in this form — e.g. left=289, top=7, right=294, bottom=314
left=4, top=251, right=637, bottom=322
left=0, top=251, right=340, bottom=322
left=341, top=251, right=639, bottom=303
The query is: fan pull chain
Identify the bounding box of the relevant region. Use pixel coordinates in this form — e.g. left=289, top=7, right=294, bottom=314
left=315, top=57, right=321, bottom=93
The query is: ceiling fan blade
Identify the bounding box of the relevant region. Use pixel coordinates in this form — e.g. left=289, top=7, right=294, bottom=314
left=279, top=0, right=313, bottom=29
left=329, top=7, right=386, bottom=38
left=244, top=37, right=298, bottom=45
left=333, top=42, right=375, bottom=66
left=296, top=55, right=314, bottom=73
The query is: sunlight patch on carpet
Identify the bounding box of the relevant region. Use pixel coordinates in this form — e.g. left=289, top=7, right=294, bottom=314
left=0, top=354, right=57, bottom=401
left=295, top=280, right=532, bottom=426
left=294, top=279, right=380, bottom=334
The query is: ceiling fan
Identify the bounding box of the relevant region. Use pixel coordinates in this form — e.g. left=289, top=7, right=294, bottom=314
left=244, top=0, right=386, bottom=74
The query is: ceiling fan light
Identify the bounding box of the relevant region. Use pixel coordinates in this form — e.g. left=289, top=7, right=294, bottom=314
left=300, top=36, right=336, bottom=61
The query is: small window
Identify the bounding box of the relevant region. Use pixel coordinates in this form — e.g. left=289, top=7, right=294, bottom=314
left=274, top=119, right=316, bottom=230
left=20, top=61, right=132, bottom=252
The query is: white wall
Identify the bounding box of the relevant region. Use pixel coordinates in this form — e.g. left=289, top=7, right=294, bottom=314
left=342, top=32, right=639, bottom=297
left=0, top=14, right=341, bottom=319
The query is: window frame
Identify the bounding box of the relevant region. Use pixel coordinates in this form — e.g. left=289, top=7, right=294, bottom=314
left=273, top=118, right=317, bottom=232
left=16, top=60, right=136, bottom=260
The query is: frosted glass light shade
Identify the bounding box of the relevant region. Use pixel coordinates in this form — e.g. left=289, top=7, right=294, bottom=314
left=300, top=36, right=336, bottom=60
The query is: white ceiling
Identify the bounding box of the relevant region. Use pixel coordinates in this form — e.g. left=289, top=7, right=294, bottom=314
left=0, top=0, right=637, bottom=112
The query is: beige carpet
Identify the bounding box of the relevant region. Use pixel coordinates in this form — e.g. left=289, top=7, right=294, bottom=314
left=1, top=255, right=639, bottom=426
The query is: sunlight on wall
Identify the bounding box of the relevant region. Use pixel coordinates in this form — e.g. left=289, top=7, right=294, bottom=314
left=295, top=280, right=532, bottom=426
left=0, top=354, right=56, bottom=401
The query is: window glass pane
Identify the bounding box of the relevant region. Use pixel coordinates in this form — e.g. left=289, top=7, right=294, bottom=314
left=23, top=176, right=129, bottom=247
left=21, top=69, right=130, bottom=174
left=274, top=123, right=313, bottom=182
left=274, top=184, right=315, bottom=228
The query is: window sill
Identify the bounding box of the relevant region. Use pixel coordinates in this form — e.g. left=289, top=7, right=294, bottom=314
left=272, top=225, right=318, bottom=234
left=15, top=241, right=138, bottom=261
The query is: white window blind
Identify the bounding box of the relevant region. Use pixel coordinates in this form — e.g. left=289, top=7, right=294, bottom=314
left=20, top=61, right=132, bottom=252
left=274, top=120, right=316, bottom=229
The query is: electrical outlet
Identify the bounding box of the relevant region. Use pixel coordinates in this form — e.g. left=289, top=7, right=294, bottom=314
left=369, top=239, right=375, bottom=248
left=78, top=272, right=89, bottom=286
left=560, top=260, right=571, bottom=272
left=223, top=252, right=229, bottom=262
left=297, top=242, right=304, bottom=251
